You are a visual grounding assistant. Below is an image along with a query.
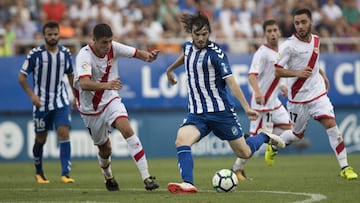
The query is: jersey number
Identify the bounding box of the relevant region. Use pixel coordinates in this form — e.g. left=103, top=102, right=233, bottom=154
left=290, top=112, right=298, bottom=123
left=34, top=118, right=46, bottom=129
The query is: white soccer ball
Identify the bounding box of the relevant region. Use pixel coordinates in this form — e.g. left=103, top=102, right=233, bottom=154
left=212, top=169, right=238, bottom=192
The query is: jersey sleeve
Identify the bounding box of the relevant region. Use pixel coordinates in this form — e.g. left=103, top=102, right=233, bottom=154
left=62, top=46, right=74, bottom=75
left=210, top=43, right=232, bottom=78
left=112, top=41, right=136, bottom=58
left=75, top=49, right=92, bottom=79
left=275, top=40, right=291, bottom=69
left=248, top=48, right=263, bottom=75
left=20, top=48, right=37, bottom=75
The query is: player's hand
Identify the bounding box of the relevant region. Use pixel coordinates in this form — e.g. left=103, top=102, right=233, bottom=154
left=245, top=108, right=258, bottom=120
left=254, top=92, right=265, bottom=105
left=31, top=94, right=41, bottom=108
left=71, top=98, right=77, bottom=111
left=166, top=69, right=177, bottom=85
left=297, top=66, right=312, bottom=78
left=280, top=85, right=288, bottom=98
left=107, top=77, right=122, bottom=90
left=145, top=50, right=160, bottom=62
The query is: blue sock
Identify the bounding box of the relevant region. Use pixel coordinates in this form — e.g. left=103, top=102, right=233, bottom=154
left=245, top=132, right=267, bottom=154
left=177, top=146, right=194, bottom=185
left=60, top=140, right=71, bottom=176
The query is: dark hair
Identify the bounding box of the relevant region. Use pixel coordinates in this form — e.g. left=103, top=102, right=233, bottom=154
left=93, top=23, right=113, bottom=39
left=262, top=19, right=278, bottom=32
left=293, top=8, right=312, bottom=20
left=42, top=21, right=59, bottom=34
left=180, top=12, right=211, bottom=34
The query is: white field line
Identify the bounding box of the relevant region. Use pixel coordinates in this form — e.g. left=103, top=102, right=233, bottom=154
left=0, top=188, right=327, bottom=203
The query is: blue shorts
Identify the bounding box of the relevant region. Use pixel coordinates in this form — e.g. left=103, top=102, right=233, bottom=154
left=33, top=105, right=71, bottom=133
left=181, top=108, right=244, bottom=141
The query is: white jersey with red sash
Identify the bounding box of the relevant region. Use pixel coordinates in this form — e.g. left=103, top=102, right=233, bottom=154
left=275, top=34, right=326, bottom=103
left=248, top=44, right=282, bottom=111
left=74, top=41, right=136, bottom=115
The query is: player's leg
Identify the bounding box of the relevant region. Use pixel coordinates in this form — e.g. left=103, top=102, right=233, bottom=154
left=314, top=96, right=358, bottom=179
left=54, top=105, right=74, bottom=183
left=167, top=124, right=200, bottom=194
left=33, top=110, right=50, bottom=183
left=109, top=100, right=159, bottom=190
left=82, top=113, right=119, bottom=191
left=112, top=116, right=159, bottom=190
left=97, top=138, right=119, bottom=191
left=231, top=113, right=263, bottom=180
left=265, top=106, right=292, bottom=166
left=33, top=132, right=49, bottom=183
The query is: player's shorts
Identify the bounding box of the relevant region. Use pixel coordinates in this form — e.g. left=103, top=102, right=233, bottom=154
left=80, top=98, right=128, bottom=145
left=249, top=105, right=291, bottom=135
left=181, top=108, right=243, bottom=141
left=33, top=105, right=71, bottom=133
left=287, top=95, right=335, bottom=134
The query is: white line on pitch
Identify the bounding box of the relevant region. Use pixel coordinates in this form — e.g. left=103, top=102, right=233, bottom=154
left=0, top=188, right=327, bottom=203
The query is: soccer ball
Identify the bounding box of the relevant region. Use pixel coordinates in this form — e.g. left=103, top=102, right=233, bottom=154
left=212, top=169, right=238, bottom=192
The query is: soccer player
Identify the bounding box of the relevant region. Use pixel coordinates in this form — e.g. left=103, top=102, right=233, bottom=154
left=274, top=8, right=358, bottom=180
left=18, top=21, right=75, bottom=184
left=73, top=23, right=160, bottom=191
left=231, top=19, right=292, bottom=180
left=165, top=12, right=286, bottom=194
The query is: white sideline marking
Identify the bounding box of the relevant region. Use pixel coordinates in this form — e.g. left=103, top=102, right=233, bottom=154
left=1, top=188, right=327, bottom=203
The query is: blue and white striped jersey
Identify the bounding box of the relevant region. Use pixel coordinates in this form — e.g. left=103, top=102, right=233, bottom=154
left=183, top=40, right=234, bottom=114
left=20, top=45, right=74, bottom=112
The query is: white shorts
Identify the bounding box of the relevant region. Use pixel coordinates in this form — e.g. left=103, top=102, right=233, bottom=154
left=80, top=98, right=128, bottom=145
left=249, top=105, right=291, bottom=135
left=287, top=95, right=335, bottom=135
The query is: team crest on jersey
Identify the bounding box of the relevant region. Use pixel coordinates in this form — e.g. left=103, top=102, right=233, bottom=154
left=221, top=63, right=228, bottom=74
left=231, top=126, right=238, bottom=136
left=22, top=60, right=29, bottom=70
left=81, top=63, right=90, bottom=71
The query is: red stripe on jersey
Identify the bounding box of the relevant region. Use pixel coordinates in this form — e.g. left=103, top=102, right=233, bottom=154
left=264, top=77, right=280, bottom=104
left=336, top=141, right=345, bottom=154
left=291, top=36, right=320, bottom=99
left=134, top=149, right=145, bottom=162
left=92, top=46, right=114, bottom=111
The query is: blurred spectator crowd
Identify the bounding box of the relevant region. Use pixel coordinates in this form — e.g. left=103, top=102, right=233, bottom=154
left=0, top=0, right=359, bottom=57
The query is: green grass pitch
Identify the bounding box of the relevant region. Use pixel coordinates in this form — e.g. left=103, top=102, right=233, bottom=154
left=0, top=154, right=359, bottom=203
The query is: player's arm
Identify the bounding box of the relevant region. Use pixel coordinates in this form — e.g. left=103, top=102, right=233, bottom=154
left=319, top=68, right=330, bottom=91
left=67, top=73, right=77, bottom=109
left=134, top=49, right=160, bottom=62
left=166, top=53, right=185, bottom=86
left=78, top=76, right=122, bottom=91
left=274, top=65, right=312, bottom=78
left=18, top=72, right=41, bottom=107
left=225, top=75, right=258, bottom=120
left=248, top=74, right=264, bottom=105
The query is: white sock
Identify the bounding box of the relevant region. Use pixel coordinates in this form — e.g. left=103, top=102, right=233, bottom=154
left=97, top=153, right=113, bottom=179
left=126, top=135, right=150, bottom=180
left=327, top=126, right=348, bottom=168
left=280, top=130, right=300, bottom=145
left=232, top=158, right=247, bottom=171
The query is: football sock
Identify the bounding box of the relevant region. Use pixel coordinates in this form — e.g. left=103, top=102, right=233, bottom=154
left=33, top=139, right=44, bottom=174
left=245, top=133, right=267, bottom=154
left=232, top=158, right=247, bottom=171
left=280, top=129, right=300, bottom=145
left=97, top=153, right=113, bottom=179
left=126, top=135, right=150, bottom=180
left=327, top=126, right=348, bottom=168
left=60, top=140, right=71, bottom=176
left=177, top=145, right=194, bottom=185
